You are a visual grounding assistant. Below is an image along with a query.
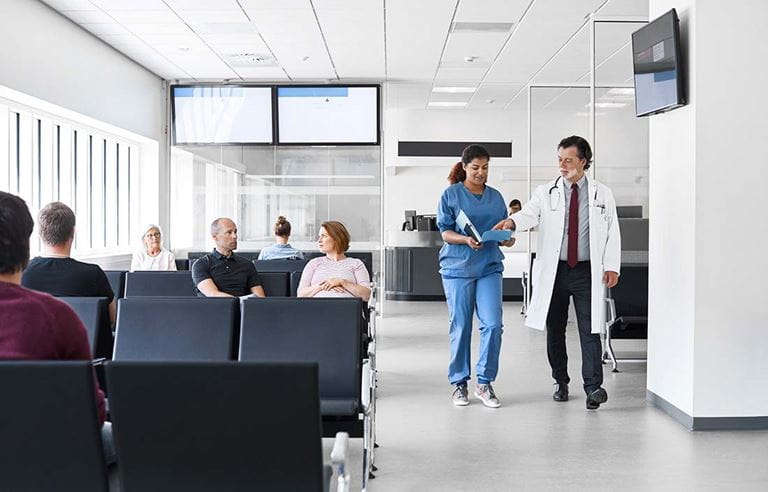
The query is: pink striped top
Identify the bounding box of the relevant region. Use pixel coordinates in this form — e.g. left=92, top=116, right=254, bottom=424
left=299, top=256, right=371, bottom=298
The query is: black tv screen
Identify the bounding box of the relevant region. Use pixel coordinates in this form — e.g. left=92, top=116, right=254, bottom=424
left=632, top=9, right=686, bottom=117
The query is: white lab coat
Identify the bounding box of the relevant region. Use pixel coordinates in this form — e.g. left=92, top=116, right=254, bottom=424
left=511, top=177, right=621, bottom=334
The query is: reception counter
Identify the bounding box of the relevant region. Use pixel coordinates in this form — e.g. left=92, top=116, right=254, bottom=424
left=385, top=231, right=524, bottom=301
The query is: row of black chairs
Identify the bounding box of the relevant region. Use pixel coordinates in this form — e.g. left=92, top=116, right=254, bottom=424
left=106, top=255, right=374, bottom=300
left=186, top=250, right=373, bottom=274
left=0, top=361, right=351, bottom=492
left=105, top=270, right=302, bottom=299
left=58, top=295, right=378, bottom=489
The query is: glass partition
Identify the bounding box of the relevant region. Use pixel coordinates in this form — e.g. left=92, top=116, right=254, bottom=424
left=169, top=143, right=381, bottom=266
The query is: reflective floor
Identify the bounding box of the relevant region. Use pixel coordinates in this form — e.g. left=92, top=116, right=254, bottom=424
left=366, top=301, right=768, bottom=492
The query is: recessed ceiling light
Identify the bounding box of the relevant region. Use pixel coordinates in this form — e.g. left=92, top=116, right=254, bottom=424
left=178, top=46, right=190, bottom=52
left=432, top=86, right=476, bottom=93
left=428, top=102, right=467, bottom=107
left=451, top=22, right=514, bottom=33
left=464, top=56, right=477, bottom=63
left=486, top=99, right=495, bottom=104
left=300, top=55, right=310, bottom=62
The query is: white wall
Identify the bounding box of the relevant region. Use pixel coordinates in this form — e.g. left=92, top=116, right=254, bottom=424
left=646, top=0, right=697, bottom=416
left=383, top=107, right=527, bottom=241
left=0, top=0, right=164, bottom=141
left=692, top=0, right=768, bottom=417
left=0, top=0, right=168, bottom=267
left=648, top=0, right=768, bottom=420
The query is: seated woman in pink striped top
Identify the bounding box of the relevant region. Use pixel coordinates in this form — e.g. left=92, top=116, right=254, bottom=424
left=297, top=221, right=371, bottom=301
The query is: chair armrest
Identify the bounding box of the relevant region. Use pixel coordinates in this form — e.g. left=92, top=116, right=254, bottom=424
left=330, top=432, right=350, bottom=492
left=605, top=297, right=617, bottom=329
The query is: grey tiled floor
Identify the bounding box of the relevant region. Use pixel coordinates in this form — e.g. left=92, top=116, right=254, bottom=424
left=366, top=301, right=768, bottom=492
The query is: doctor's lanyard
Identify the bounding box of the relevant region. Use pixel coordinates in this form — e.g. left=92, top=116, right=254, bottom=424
left=548, top=176, right=599, bottom=211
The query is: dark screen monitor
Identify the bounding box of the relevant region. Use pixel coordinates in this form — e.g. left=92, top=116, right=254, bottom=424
left=632, top=9, right=686, bottom=117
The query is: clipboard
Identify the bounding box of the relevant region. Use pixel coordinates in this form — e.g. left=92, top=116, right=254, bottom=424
left=456, top=210, right=514, bottom=243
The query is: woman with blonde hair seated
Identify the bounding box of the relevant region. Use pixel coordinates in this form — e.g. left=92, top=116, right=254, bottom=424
left=297, top=221, right=370, bottom=301
left=257, top=216, right=304, bottom=260
left=130, top=224, right=177, bottom=271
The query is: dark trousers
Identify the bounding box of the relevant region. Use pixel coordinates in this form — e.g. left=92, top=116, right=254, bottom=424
left=546, top=261, right=603, bottom=394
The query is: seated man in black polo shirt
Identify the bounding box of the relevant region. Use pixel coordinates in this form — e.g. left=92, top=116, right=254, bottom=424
left=21, top=202, right=116, bottom=323
left=192, top=217, right=266, bottom=298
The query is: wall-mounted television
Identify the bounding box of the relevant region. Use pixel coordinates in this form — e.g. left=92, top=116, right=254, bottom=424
left=276, top=85, right=379, bottom=145
left=631, top=9, right=686, bottom=117
left=172, top=86, right=273, bottom=144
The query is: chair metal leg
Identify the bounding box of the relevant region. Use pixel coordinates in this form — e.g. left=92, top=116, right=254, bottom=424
left=606, top=326, right=619, bottom=372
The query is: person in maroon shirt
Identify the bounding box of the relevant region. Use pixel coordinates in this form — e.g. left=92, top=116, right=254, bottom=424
left=0, top=191, right=114, bottom=464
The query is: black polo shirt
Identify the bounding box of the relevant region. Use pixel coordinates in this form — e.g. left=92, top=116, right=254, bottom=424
left=191, top=249, right=262, bottom=297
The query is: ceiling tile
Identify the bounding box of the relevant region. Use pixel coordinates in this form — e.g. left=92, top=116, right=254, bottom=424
left=455, top=0, right=532, bottom=23
left=239, top=0, right=310, bottom=9
left=315, top=7, right=384, bottom=79
left=244, top=8, right=335, bottom=79
left=80, top=22, right=132, bottom=36
left=484, top=0, right=606, bottom=84
left=441, top=32, right=507, bottom=67
left=42, top=0, right=99, bottom=10
left=435, top=67, right=488, bottom=83
left=175, top=10, right=250, bottom=23
left=60, top=10, right=114, bottom=23
left=385, top=0, right=457, bottom=80
left=92, top=0, right=168, bottom=10
left=108, top=10, right=181, bottom=24
left=234, top=67, right=289, bottom=79
left=125, top=22, right=193, bottom=35
left=165, top=0, right=242, bottom=10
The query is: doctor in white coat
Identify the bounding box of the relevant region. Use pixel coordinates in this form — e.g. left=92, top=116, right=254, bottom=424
left=494, top=135, right=621, bottom=410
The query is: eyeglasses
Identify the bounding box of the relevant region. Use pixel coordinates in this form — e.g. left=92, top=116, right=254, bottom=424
left=145, top=232, right=161, bottom=238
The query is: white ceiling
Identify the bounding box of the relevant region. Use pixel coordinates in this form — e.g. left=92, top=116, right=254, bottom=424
left=41, top=0, right=648, bottom=109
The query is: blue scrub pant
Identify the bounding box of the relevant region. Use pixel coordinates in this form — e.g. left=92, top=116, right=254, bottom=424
left=442, top=272, right=504, bottom=385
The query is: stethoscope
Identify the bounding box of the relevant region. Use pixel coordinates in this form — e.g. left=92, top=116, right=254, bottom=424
left=548, top=176, right=600, bottom=212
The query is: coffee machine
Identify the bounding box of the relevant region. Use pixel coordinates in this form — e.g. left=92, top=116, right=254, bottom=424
left=402, top=210, right=438, bottom=232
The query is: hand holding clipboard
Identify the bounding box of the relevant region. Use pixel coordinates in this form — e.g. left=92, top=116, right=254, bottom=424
left=456, top=210, right=514, bottom=247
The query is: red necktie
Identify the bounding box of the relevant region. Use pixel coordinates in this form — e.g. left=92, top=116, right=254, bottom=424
left=568, top=183, right=578, bottom=268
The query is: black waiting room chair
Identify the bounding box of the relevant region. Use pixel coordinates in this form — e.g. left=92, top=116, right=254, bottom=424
left=104, top=270, right=126, bottom=299
left=239, top=297, right=374, bottom=488
left=59, top=296, right=113, bottom=360
left=113, top=297, right=237, bottom=361
left=0, top=361, right=109, bottom=492
left=124, top=271, right=197, bottom=297
left=106, top=362, right=351, bottom=492
left=604, top=264, right=649, bottom=372
left=259, top=271, right=291, bottom=297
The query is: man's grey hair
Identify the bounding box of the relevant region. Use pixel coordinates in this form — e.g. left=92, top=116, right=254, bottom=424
left=38, top=202, right=76, bottom=246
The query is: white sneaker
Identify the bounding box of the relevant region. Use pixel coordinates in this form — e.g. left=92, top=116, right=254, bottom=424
left=452, top=384, right=469, bottom=406
left=474, top=383, right=501, bottom=408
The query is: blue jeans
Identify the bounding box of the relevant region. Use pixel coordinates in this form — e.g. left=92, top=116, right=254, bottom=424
left=442, top=272, right=504, bottom=385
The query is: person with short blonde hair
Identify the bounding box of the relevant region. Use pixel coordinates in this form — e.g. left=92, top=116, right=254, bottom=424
left=297, top=221, right=370, bottom=301
left=130, top=224, right=177, bottom=271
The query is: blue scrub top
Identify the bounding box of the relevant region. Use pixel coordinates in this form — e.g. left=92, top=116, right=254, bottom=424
left=437, top=182, right=508, bottom=278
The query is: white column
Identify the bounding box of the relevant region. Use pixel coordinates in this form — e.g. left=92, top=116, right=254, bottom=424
left=647, top=0, right=768, bottom=428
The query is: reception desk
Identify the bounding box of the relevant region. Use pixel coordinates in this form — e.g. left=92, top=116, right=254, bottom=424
left=385, top=231, right=524, bottom=301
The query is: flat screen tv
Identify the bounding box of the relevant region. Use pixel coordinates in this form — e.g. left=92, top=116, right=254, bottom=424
left=276, top=85, right=379, bottom=145
left=172, top=86, right=273, bottom=144
left=631, top=9, right=686, bottom=117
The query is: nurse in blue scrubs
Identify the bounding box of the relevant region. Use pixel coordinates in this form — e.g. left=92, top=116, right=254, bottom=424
left=437, top=145, right=513, bottom=408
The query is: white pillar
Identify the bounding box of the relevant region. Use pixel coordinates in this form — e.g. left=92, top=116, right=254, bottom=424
left=647, top=0, right=768, bottom=429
